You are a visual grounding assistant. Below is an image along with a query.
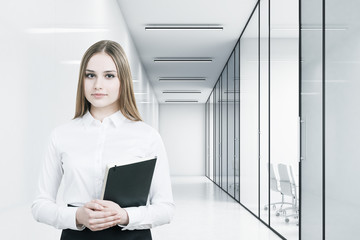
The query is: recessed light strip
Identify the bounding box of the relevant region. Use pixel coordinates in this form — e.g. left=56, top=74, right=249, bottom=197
left=162, top=90, right=201, bottom=94
left=145, top=25, right=223, bottom=31
left=159, top=77, right=206, bottom=82
left=165, top=100, right=199, bottom=103
left=154, top=58, right=212, bottom=62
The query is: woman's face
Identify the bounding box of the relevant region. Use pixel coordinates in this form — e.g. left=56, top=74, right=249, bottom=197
left=84, top=52, right=121, bottom=112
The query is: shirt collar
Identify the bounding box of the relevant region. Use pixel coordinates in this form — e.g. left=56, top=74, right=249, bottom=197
left=82, top=110, right=127, bottom=129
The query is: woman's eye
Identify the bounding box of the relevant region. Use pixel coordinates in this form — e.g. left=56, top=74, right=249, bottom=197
left=85, top=73, right=95, bottom=78
left=105, top=74, right=115, bottom=79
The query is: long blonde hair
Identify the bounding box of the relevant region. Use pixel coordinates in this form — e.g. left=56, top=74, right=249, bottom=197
left=74, top=40, right=142, bottom=121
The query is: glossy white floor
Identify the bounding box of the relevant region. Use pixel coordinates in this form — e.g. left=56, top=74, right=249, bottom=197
left=2, top=176, right=283, bottom=240
left=152, top=176, right=282, bottom=240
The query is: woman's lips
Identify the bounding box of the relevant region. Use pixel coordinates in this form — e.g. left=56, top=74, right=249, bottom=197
left=92, top=93, right=107, bottom=98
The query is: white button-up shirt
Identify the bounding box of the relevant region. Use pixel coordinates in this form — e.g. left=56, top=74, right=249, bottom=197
left=31, top=111, right=175, bottom=231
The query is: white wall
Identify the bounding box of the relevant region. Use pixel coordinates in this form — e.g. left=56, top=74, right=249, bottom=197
left=0, top=0, right=158, bottom=215
left=159, top=104, right=205, bottom=176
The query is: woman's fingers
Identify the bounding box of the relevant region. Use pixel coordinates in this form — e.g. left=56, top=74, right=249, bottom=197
left=77, top=201, right=123, bottom=231
left=78, top=200, right=125, bottom=231
left=89, top=214, right=121, bottom=225
left=88, top=215, right=122, bottom=231
left=90, top=220, right=118, bottom=231
left=84, top=201, right=104, bottom=211
left=89, top=210, right=117, bottom=219
left=91, top=200, right=128, bottom=226
left=92, top=199, right=114, bottom=208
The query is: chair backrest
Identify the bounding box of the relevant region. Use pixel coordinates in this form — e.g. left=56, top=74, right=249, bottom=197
left=277, top=164, right=293, bottom=197
left=288, top=165, right=298, bottom=199
left=269, top=163, right=280, bottom=192
left=289, top=165, right=296, bottom=186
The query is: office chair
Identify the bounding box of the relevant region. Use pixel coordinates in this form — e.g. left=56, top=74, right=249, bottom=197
left=264, top=163, right=286, bottom=216
left=277, top=163, right=299, bottom=224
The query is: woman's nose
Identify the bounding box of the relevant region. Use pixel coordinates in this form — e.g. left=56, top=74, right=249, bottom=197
left=94, top=78, right=103, bottom=90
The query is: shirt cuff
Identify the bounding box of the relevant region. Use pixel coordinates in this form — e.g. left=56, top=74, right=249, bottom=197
left=64, top=206, right=85, bottom=231
left=118, top=207, right=142, bottom=230
left=76, top=224, right=86, bottom=231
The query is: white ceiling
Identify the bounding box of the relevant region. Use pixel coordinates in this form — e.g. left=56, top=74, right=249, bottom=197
left=117, top=0, right=258, bottom=104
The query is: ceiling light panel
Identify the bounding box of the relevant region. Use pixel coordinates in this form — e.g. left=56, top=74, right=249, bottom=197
left=159, top=77, right=206, bottom=82
left=165, top=100, right=199, bottom=103
left=162, top=90, right=202, bottom=94
left=145, top=24, right=223, bottom=31
left=154, top=57, right=212, bottom=62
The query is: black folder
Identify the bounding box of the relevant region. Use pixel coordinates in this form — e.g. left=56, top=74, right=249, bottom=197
left=101, top=157, right=157, bottom=208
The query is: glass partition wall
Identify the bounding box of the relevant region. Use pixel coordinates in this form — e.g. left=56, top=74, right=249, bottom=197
left=227, top=53, right=235, bottom=198
left=300, top=0, right=323, bottom=239
left=206, top=0, right=360, bottom=239
left=325, top=0, right=360, bottom=238
left=259, top=0, right=270, bottom=227
left=240, top=5, right=259, bottom=217
left=301, top=0, right=360, bottom=239
left=205, top=0, right=299, bottom=239
left=270, top=0, right=299, bottom=238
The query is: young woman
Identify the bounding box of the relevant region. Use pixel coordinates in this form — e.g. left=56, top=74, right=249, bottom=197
left=32, top=40, right=175, bottom=240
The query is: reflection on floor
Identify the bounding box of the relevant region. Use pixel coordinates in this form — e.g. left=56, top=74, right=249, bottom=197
left=1, top=176, right=284, bottom=240
left=152, top=176, right=282, bottom=240
left=260, top=204, right=299, bottom=240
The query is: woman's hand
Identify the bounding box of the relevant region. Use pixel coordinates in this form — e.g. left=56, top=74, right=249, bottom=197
left=92, top=199, right=129, bottom=226
left=75, top=201, right=122, bottom=231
